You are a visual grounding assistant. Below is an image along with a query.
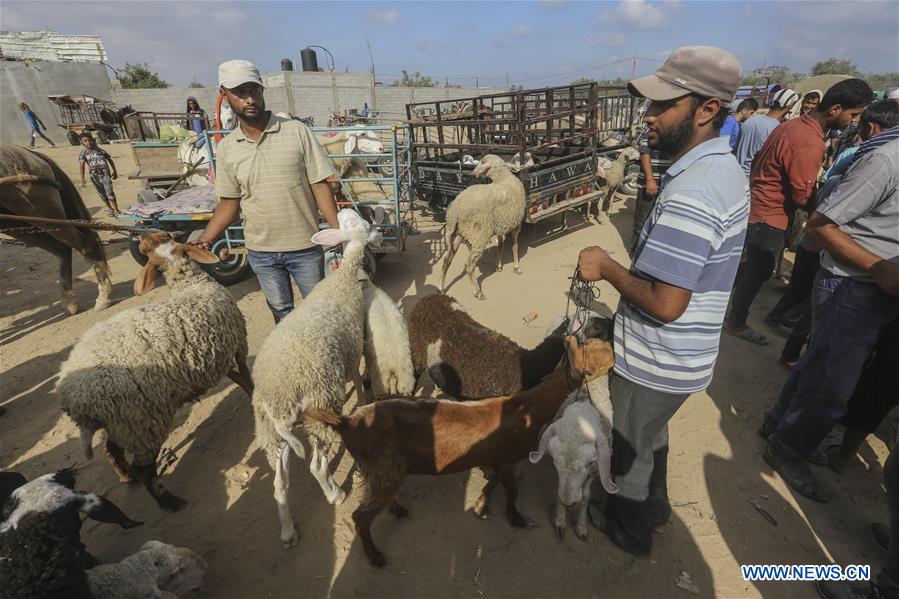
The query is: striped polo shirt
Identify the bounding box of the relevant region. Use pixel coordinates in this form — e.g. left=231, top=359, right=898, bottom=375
left=215, top=113, right=335, bottom=252
left=615, top=136, right=749, bottom=394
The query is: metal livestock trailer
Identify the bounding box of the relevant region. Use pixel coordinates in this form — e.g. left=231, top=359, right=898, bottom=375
left=405, top=82, right=636, bottom=223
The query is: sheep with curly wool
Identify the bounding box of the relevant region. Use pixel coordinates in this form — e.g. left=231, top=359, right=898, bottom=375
left=529, top=325, right=618, bottom=542
left=86, top=540, right=207, bottom=599
left=252, top=208, right=382, bottom=548
left=56, top=234, right=252, bottom=511
left=440, top=154, right=527, bottom=300
left=362, top=279, right=415, bottom=398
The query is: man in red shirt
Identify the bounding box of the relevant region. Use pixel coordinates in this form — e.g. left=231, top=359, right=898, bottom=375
left=725, top=79, right=873, bottom=344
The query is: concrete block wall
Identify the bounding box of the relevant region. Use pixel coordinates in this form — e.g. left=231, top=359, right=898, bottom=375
left=1, top=60, right=114, bottom=145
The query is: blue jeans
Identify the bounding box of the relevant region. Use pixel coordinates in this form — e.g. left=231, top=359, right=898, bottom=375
left=766, top=270, right=899, bottom=460
left=248, top=247, right=324, bottom=323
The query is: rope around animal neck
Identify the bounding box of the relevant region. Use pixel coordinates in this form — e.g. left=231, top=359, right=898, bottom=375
left=565, top=266, right=601, bottom=404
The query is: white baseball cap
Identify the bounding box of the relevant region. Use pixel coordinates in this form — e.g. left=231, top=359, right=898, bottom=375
left=218, top=60, right=264, bottom=89
left=886, top=87, right=899, bottom=100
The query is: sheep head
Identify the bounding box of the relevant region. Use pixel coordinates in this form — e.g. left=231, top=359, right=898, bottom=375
left=472, top=154, right=510, bottom=178
left=529, top=401, right=618, bottom=506
left=310, top=208, right=382, bottom=255
left=134, top=232, right=219, bottom=296
left=564, top=336, right=614, bottom=383
left=137, top=540, right=207, bottom=596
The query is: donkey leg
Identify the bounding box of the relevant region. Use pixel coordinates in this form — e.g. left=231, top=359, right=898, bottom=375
left=92, top=261, right=112, bottom=311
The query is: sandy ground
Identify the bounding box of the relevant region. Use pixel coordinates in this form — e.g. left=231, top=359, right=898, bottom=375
left=1, top=143, right=892, bottom=598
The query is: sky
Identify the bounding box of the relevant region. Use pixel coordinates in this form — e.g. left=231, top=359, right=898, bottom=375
left=2, top=0, right=898, bottom=88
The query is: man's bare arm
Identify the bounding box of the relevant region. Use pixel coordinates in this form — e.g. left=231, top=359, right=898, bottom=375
left=312, top=181, right=339, bottom=229
left=578, top=247, right=692, bottom=323
left=195, top=198, right=241, bottom=247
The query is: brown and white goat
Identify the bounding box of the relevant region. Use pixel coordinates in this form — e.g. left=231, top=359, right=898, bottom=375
left=305, top=336, right=615, bottom=567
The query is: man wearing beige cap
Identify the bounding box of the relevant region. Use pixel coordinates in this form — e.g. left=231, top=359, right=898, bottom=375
left=194, top=59, right=339, bottom=322
left=577, top=46, right=749, bottom=556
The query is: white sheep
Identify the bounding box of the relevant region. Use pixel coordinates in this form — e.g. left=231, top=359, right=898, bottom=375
left=252, top=208, right=382, bottom=548
left=86, top=540, right=207, bottom=599
left=440, top=154, right=527, bottom=300
left=56, top=233, right=252, bottom=511
left=361, top=279, right=415, bottom=398
left=529, top=337, right=617, bottom=541
left=595, top=146, right=639, bottom=223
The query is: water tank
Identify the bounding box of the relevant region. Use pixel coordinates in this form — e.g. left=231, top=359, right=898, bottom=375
left=300, top=48, right=318, bottom=72
left=280, top=58, right=293, bottom=71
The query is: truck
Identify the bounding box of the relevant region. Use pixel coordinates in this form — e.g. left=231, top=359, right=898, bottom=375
left=405, top=82, right=637, bottom=223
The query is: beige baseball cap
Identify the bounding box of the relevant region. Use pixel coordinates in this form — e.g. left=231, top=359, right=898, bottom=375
left=218, top=60, right=264, bottom=89
left=628, top=46, right=742, bottom=102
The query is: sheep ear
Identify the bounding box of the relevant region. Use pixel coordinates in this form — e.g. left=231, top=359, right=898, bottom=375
left=529, top=424, right=555, bottom=463
left=134, top=260, right=159, bottom=296
left=180, top=243, right=220, bottom=264
left=311, top=228, right=349, bottom=246
left=595, top=434, right=618, bottom=494
left=80, top=493, right=143, bottom=529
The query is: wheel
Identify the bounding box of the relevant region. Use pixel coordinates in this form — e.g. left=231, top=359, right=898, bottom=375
left=96, top=129, right=109, bottom=144
left=66, top=131, right=80, bottom=146
left=204, top=237, right=252, bottom=286
left=137, top=189, right=160, bottom=204
left=129, top=237, right=149, bottom=266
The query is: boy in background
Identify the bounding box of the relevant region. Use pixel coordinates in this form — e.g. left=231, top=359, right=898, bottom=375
left=78, top=132, right=120, bottom=216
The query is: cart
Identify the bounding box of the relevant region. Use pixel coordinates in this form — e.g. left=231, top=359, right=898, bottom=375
left=47, top=94, right=125, bottom=145
left=406, top=82, right=636, bottom=223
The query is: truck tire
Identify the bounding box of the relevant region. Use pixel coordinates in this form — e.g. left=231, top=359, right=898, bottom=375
left=66, top=131, right=80, bottom=146
left=96, top=129, right=109, bottom=144
left=621, top=162, right=640, bottom=197
left=205, top=237, right=253, bottom=286
left=129, top=237, right=149, bottom=266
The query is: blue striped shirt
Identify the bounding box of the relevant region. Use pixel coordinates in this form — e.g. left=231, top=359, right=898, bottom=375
left=615, top=136, right=750, bottom=394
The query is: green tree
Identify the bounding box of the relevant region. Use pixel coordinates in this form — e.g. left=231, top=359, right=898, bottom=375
left=810, top=58, right=862, bottom=77
left=118, top=63, right=170, bottom=89
left=866, top=72, right=899, bottom=91
left=390, top=70, right=436, bottom=87
left=188, top=79, right=205, bottom=88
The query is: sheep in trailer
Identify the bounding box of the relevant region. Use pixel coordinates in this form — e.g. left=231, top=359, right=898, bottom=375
left=362, top=279, right=415, bottom=398
left=252, top=208, right=382, bottom=548
left=56, top=234, right=252, bottom=511
left=305, top=337, right=616, bottom=567
left=440, top=154, right=527, bottom=300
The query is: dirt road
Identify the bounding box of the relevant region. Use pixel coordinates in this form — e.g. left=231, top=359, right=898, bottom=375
left=0, top=143, right=889, bottom=598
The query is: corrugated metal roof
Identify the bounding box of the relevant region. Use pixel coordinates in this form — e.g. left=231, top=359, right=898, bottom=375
left=0, top=30, right=107, bottom=62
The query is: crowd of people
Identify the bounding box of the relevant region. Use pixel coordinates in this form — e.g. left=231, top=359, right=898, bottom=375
left=609, top=49, right=897, bottom=597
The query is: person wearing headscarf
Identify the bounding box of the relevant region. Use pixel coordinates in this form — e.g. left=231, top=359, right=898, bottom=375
left=181, top=96, right=208, bottom=134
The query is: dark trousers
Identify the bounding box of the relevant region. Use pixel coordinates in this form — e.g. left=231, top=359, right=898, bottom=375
left=28, top=127, right=54, bottom=147
left=768, top=246, right=821, bottom=361
left=766, top=271, right=899, bottom=460
left=629, top=190, right=657, bottom=257
left=727, top=222, right=786, bottom=328
left=842, top=319, right=899, bottom=434
left=880, top=447, right=899, bottom=598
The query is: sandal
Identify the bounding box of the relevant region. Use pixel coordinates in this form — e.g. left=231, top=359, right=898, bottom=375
left=763, top=445, right=832, bottom=503
left=725, top=325, right=769, bottom=345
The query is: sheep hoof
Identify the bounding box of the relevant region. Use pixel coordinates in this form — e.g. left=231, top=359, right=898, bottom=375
left=575, top=526, right=589, bottom=542
left=281, top=528, right=298, bottom=549
left=513, top=267, right=523, bottom=275
left=367, top=549, right=387, bottom=568
left=328, top=487, right=347, bottom=506
left=158, top=492, right=188, bottom=512
left=93, top=300, right=111, bottom=312
left=496, top=265, right=503, bottom=272
left=65, top=302, right=79, bottom=316
left=554, top=525, right=565, bottom=543
left=474, top=292, right=485, bottom=301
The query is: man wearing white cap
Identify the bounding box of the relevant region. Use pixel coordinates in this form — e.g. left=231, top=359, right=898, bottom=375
left=194, top=59, right=339, bottom=322
left=733, top=88, right=800, bottom=178
left=577, top=46, right=749, bottom=556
